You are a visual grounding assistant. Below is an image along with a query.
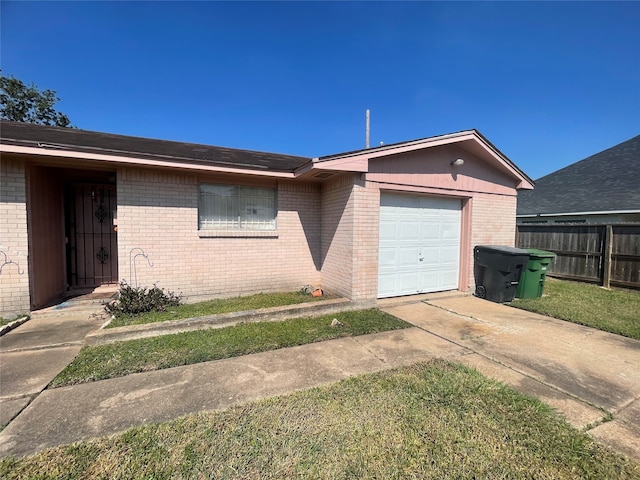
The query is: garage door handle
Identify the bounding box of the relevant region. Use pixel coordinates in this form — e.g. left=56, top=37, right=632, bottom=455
left=418, top=257, right=424, bottom=262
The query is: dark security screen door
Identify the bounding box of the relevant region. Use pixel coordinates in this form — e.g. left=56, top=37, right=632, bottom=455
left=66, top=183, right=118, bottom=288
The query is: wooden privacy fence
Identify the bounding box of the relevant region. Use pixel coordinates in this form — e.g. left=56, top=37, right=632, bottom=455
left=516, top=224, right=640, bottom=289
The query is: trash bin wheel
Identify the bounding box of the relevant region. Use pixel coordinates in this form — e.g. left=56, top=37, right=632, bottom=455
left=475, top=285, right=486, bottom=299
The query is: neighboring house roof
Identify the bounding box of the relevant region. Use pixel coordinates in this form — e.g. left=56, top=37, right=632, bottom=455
left=0, top=121, right=533, bottom=188
left=517, top=134, right=640, bottom=217
left=0, top=121, right=310, bottom=172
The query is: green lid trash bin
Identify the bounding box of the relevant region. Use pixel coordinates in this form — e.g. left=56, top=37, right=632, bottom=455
left=515, top=249, right=556, bottom=299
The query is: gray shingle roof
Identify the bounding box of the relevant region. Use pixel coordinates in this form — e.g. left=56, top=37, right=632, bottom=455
left=0, top=121, right=311, bottom=172
left=517, top=134, right=640, bottom=216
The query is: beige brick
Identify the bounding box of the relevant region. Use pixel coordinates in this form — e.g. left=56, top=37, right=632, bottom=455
left=116, top=169, right=322, bottom=301
left=0, top=157, right=31, bottom=317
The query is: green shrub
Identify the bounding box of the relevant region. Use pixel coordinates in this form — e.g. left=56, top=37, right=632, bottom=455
left=105, top=282, right=181, bottom=317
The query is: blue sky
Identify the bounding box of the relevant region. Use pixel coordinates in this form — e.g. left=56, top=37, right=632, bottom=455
left=1, top=1, right=639, bottom=179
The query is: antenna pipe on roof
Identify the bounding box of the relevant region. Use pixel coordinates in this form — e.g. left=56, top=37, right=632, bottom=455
left=365, top=109, right=370, bottom=148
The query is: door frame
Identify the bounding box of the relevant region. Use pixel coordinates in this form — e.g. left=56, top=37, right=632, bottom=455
left=377, top=190, right=471, bottom=298
left=64, top=181, right=118, bottom=290
left=26, top=165, right=118, bottom=309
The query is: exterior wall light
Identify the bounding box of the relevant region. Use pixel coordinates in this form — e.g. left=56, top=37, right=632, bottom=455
left=451, top=158, right=465, bottom=166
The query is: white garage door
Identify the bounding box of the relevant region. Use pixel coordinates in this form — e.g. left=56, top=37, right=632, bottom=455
left=378, top=193, right=461, bottom=298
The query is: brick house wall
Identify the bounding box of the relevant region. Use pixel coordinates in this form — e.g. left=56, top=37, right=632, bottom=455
left=0, top=158, right=30, bottom=318
left=117, top=168, right=519, bottom=302
left=351, top=179, right=380, bottom=300
left=319, top=174, right=357, bottom=298
left=318, top=169, right=520, bottom=301
left=319, top=174, right=380, bottom=302
left=1, top=130, right=530, bottom=316
left=468, top=193, right=518, bottom=288
left=117, top=167, right=321, bottom=302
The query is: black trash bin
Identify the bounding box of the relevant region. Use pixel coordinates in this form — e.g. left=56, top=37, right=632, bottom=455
left=474, top=246, right=530, bottom=303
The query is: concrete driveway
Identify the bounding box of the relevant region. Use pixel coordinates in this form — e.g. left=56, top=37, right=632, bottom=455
left=381, top=295, right=640, bottom=461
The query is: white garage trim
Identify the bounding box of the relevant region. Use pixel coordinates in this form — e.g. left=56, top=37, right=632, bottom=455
left=378, top=192, right=461, bottom=298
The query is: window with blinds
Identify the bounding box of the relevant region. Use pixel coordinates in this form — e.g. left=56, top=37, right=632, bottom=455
left=198, top=184, right=277, bottom=230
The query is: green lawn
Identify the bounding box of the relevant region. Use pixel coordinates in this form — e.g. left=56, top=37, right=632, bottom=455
left=510, top=278, right=640, bottom=340
left=52, top=309, right=410, bottom=387
left=4, top=361, right=638, bottom=479
left=107, top=291, right=333, bottom=328
left=0, top=315, right=27, bottom=327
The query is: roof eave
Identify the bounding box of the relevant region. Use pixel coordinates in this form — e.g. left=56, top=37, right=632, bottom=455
left=311, top=130, right=535, bottom=189
left=0, top=144, right=296, bottom=178
left=517, top=209, right=640, bottom=218
left=316, top=130, right=478, bottom=163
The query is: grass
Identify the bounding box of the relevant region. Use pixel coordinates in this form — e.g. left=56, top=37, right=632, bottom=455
left=3, top=361, right=638, bottom=479
left=510, top=278, right=640, bottom=340
left=51, top=309, right=409, bottom=387
left=0, top=314, right=28, bottom=327
left=107, top=291, right=333, bottom=328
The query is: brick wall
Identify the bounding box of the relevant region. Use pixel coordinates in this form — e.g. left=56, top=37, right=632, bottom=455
left=320, top=176, right=519, bottom=300
left=117, top=168, right=321, bottom=302
left=351, top=180, right=380, bottom=300
left=0, top=158, right=30, bottom=318
left=0, top=159, right=522, bottom=315
left=319, top=175, right=356, bottom=297
left=468, top=193, right=518, bottom=288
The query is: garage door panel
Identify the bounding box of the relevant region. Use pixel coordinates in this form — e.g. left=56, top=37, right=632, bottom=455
left=377, top=273, right=397, bottom=297
left=399, top=222, right=420, bottom=241
left=399, top=271, right=419, bottom=291
left=421, top=196, right=459, bottom=211
left=441, top=222, right=461, bottom=239
left=418, top=270, right=441, bottom=291
left=399, top=247, right=421, bottom=266
left=378, top=193, right=461, bottom=298
left=439, top=245, right=460, bottom=263
left=438, top=269, right=459, bottom=289
left=419, top=222, right=441, bottom=241
left=379, top=247, right=397, bottom=267
left=379, top=221, right=397, bottom=241
left=383, top=193, right=415, bottom=208
left=419, top=245, right=441, bottom=266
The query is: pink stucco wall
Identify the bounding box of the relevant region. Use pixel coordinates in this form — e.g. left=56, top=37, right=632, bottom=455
left=367, top=145, right=519, bottom=196
left=0, top=157, right=31, bottom=318
left=117, top=168, right=321, bottom=302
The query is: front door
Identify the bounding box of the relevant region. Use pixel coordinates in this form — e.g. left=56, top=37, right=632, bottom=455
left=65, top=183, right=118, bottom=289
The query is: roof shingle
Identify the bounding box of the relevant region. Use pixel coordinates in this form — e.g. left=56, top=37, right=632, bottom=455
left=0, top=121, right=311, bottom=172
left=517, top=134, right=640, bottom=215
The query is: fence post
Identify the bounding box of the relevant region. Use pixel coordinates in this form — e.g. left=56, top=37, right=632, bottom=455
left=602, top=224, right=613, bottom=289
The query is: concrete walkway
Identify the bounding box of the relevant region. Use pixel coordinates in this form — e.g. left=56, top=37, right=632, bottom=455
left=0, top=298, right=107, bottom=431
left=0, top=294, right=638, bottom=462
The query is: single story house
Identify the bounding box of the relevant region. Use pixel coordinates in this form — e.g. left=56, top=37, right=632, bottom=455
left=1, top=120, right=533, bottom=318
left=516, top=134, right=640, bottom=289
left=517, top=134, right=640, bottom=225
